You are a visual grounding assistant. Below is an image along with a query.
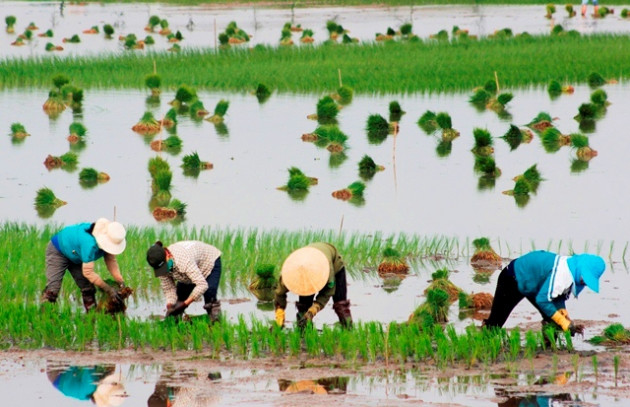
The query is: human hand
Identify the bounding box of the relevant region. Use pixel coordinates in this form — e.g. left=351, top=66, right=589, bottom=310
left=105, top=286, right=124, bottom=304
left=119, top=281, right=126, bottom=290
left=274, top=307, right=285, bottom=328
left=297, top=311, right=314, bottom=330
left=166, top=301, right=188, bottom=317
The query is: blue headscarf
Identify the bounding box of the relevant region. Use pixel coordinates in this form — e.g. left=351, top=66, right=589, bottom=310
left=566, top=254, right=605, bottom=297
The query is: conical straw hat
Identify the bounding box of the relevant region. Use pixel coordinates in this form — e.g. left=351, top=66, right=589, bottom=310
left=281, top=247, right=329, bottom=296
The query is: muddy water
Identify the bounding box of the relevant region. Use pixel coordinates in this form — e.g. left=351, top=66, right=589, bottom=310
left=1, top=84, right=629, bottom=249
left=1, top=2, right=628, bottom=58
left=0, top=357, right=625, bottom=406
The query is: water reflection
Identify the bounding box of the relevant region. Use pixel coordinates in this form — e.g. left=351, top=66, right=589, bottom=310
left=47, top=362, right=127, bottom=406
left=497, top=392, right=573, bottom=407
left=278, top=376, right=349, bottom=395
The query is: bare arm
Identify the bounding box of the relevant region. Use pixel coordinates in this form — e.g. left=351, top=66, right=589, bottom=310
left=82, top=261, right=109, bottom=290
left=104, top=253, right=124, bottom=284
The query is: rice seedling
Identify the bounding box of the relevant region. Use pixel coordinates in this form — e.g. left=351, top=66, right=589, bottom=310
left=221, top=21, right=250, bottom=45
left=43, top=152, right=78, bottom=172
left=597, top=6, right=614, bottom=18
left=417, top=110, right=437, bottom=134
left=254, top=83, right=271, bottom=104
left=588, top=323, right=630, bottom=345
left=565, top=4, right=577, bottom=17
left=145, top=15, right=161, bottom=32
left=570, top=133, right=598, bottom=161
left=333, top=84, right=353, bottom=105
left=34, top=187, right=66, bottom=218
left=513, top=164, right=543, bottom=193
left=425, top=268, right=461, bottom=302
left=181, top=151, right=213, bottom=177
left=527, top=111, right=554, bottom=134
left=299, top=28, right=314, bottom=43
left=435, top=112, right=459, bottom=142
left=248, top=263, right=278, bottom=303
left=471, top=128, right=494, bottom=156
left=622, top=8, right=630, bottom=17
left=145, top=73, right=161, bottom=96
left=545, top=4, right=557, bottom=18
left=473, top=155, right=501, bottom=178
left=42, top=90, right=66, bottom=117
left=148, top=156, right=170, bottom=179
left=82, top=25, right=99, bottom=35
left=470, top=237, right=502, bottom=270
left=9, top=122, right=30, bottom=139
left=132, top=112, right=161, bottom=135
left=358, top=155, right=385, bottom=181
left=541, top=127, right=570, bottom=153
left=614, top=355, right=620, bottom=386
left=66, top=122, right=87, bottom=144
left=5, top=15, right=16, bottom=33
left=280, top=24, right=293, bottom=46
left=62, top=34, right=81, bottom=44
left=332, top=181, right=366, bottom=203
left=277, top=167, right=316, bottom=201
left=189, top=100, right=209, bottom=119
left=366, top=114, right=393, bottom=145
left=38, top=29, right=53, bottom=38
left=590, top=89, right=610, bottom=108
left=103, top=24, right=114, bottom=39
left=592, top=355, right=599, bottom=382
left=44, top=42, right=63, bottom=52
left=311, top=95, right=339, bottom=124
left=152, top=197, right=187, bottom=223
left=79, top=168, right=110, bottom=189
left=171, top=85, right=197, bottom=111
left=206, top=100, right=229, bottom=123
left=310, top=125, right=349, bottom=152
left=144, top=35, right=155, bottom=45
left=150, top=135, right=183, bottom=155
left=410, top=288, right=450, bottom=325
left=158, top=19, right=171, bottom=36
left=377, top=246, right=409, bottom=276
left=325, top=20, right=345, bottom=41
left=500, top=124, right=533, bottom=151
left=587, top=72, right=606, bottom=88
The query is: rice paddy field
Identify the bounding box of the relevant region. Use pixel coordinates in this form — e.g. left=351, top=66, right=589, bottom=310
left=2, top=1, right=630, bottom=405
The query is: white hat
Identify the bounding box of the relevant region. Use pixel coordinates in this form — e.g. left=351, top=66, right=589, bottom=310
left=281, top=247, right=329, bottom=296
left=92, top=373, right=127, bottom=407
left=93, top=218, right=127, bottom=255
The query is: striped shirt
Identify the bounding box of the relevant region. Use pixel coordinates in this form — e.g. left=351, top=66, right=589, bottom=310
left=159, top=241, right=222, bottom=304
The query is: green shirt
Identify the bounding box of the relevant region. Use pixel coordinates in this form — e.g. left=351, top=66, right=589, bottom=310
left=274, top=242, right=345, bottom=309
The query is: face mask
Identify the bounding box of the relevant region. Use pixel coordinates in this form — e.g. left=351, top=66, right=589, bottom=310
left=167, top=258, right=174, bottom=272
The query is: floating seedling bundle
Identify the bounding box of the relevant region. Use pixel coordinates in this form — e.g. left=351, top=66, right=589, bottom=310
left=470, top=237, right=502, bottom=271
left=34, top=187, right=66, bottom=218
left=79, top=168, right=110, bottom=189
left=145, top=73, right=161, bottom=97
left=248, top=264, right=278, bottom=302
left=570, top=133, right=597, bottom=161
left=150, top=135, right=182, bottom=154
left=503, top=164, right=543, bottom=207
left=471, top=128, right=494, bottom=156
left=424, top=268, right=461, bottom=302
left=358, top=155, right=384, bottom=181
left=527, top=112, right=554, bottom=134
left=589, top=324, right=630, bottom=345
left=181, top=151, right=213, bottom=178
left=9, top=123, right=30, bottom=140
left=332, top=181, right=365, bottom=205
left=541, top=127, right=571, bottom=153
left=43, top=152, right=78, bottom=171
left=501, top=124, right=533, bottom=151
left=377, top=247, right=410, bottom=276
left=132, top=112, right=161, bottom=135
left=308, top=95, right=339, bottom=124
left=206, top=100, right=229, bottom=123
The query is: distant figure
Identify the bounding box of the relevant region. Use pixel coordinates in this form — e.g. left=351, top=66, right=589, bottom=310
left=582, top=0, right=599, bottom=16
left=483, top=250, right=605, bottom=335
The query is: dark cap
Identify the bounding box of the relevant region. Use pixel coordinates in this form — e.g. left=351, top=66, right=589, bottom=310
left=146, top=243, right=168, bottom=277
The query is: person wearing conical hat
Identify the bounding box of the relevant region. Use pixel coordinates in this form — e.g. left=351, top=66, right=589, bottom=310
left=41, top=218, right=127, bottom=312
left=483, top=250, right=606, bottom=335
left=274, top=242, right=352, bottom=329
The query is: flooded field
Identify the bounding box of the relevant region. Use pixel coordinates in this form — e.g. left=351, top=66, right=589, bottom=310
left=2, top=2, right=630, bottom=58
left=1, top=83, right=628, bottom=249
left=0, top=352, right=627, bottom=406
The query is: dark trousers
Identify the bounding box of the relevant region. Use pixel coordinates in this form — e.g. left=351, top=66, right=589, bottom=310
left=175, top=257, right=221, bottom=304
left=298, top=267, right=348, bottom=309
left=484, top=260, right=550, bottom=328
left=44, top=242, right=95, bottom=296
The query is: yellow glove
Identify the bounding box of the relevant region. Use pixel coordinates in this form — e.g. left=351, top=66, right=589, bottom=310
left=558, top=309, right=570, bottom=320
left=275, top=308, right=286, bottom=327
left=307, top=303, right=322, bottom=317
left=551, top=310, right=571, bottom=331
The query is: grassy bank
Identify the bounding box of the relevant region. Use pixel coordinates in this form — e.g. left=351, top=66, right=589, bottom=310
left=1, top=34, right=629, bottom=94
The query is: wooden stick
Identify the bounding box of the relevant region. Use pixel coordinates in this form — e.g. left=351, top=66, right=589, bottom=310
left=113, top=205, right=117, bottom=221
left=338, top=214, right=344, bottom=237
left=338, top=68, right=342, bottom=88
left=494, top=71, right=500, bottom=94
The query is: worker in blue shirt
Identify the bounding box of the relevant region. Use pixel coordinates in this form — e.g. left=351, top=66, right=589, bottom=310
left=483, top=250, right=605, bottom=335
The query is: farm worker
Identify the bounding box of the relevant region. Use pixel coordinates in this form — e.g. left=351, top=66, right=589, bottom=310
left=274, top=242, right=353, bottom=329
left=582, top=0, right=599, bottom=16
left=41, top=218, right=127, bottom=312
left=47, top=364, right=127, bottom=406
left=146, top=240, right=222, bottom=322
left=483, top=250, right=605, bottom=335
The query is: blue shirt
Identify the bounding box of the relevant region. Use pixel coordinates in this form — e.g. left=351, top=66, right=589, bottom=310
left=52, top=223, right=105, bottom=264
left=513, top=250, right=567, bottom=318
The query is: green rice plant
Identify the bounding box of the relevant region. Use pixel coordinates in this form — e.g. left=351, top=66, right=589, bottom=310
left=5, top=15, right=16, bottom=33
left=547, top=79, right=562, bottom=97
left=315, top=95, right=338, bottom=124
left=172, top=84, right=197, bottom=109
left=64, top=34, right=80, bottom=43
left=146, top=15, right=161, bottom=31
left=546, top=4, right=557, bottom=18
left=389, top=101, right=404, bottom=122
left=79, top=167, right=110, bottom=186
left=366, top=114, right=390, bottom=144
left=590, top=89, right=609, bottom=107
left=148, top=156, right=169, bottom=178
left=469, top=88, right=492, bottom=106
left=541, top=127, right=569, bottom=153
left=519, top=164, right=543, bottom=192
left=207, top=99, right=229, bottom=123
left=103, top=24, right=114, bottom=39
left=34, top=187, right=66, bottom=208
left=417, top=110, right=437, bottom=134
left=377, top=246, right=409, bottom=275
left=145, top=73, right=161, bottom=96
left=587, top=72, right=606, bottom=88
left=22, top=29, right=33, bottom=41
left=144, top=35, right=155, bottom=45
left=249, top=263, right=277, bottom=290
left=280, top=26, right=293, bottom=45
left=52, top=74, right=70, bottom=90
left=551, top=24, right=564, bottom=36
left=622, top=8, right=629, bottom=17
left=9, top=122, right=30, bottom=138
left=570, top=133, right=597, bottom=161
left=68, top=122, right=87, bottom=139
left=154, top=169, right=172, bottom=192
left=614, top=355, right=620, bottom=386
left=44, top=42, right=56, bottom=52
left=181, top=151, right=213, bottom=177
left=300, top=28, right=314, bottom=42
left=471, top=128, right=494, bottom=156
left=132, top=111, right=161, bottom=135
left=40, top=29, right=54, bottom=38
left=592, top=355, right=598, bottom=382
left=255, top=83, right=271, bottom=103
left=159, top=19, right=171, bottom=35
left=501, top=124, right=533, bottom=151
left=160, top=135, right=183, bottom=155
left=358, top=155, right=384, bottom=181
left=189, top=100, right=208, bottom=119
left=474, top=155, right=500, bottom=178
left=336, top=85, right=353, bottom=105
left=277, top=167, right=313, bottom=198
left=588, top=323, right=630, bottom=345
